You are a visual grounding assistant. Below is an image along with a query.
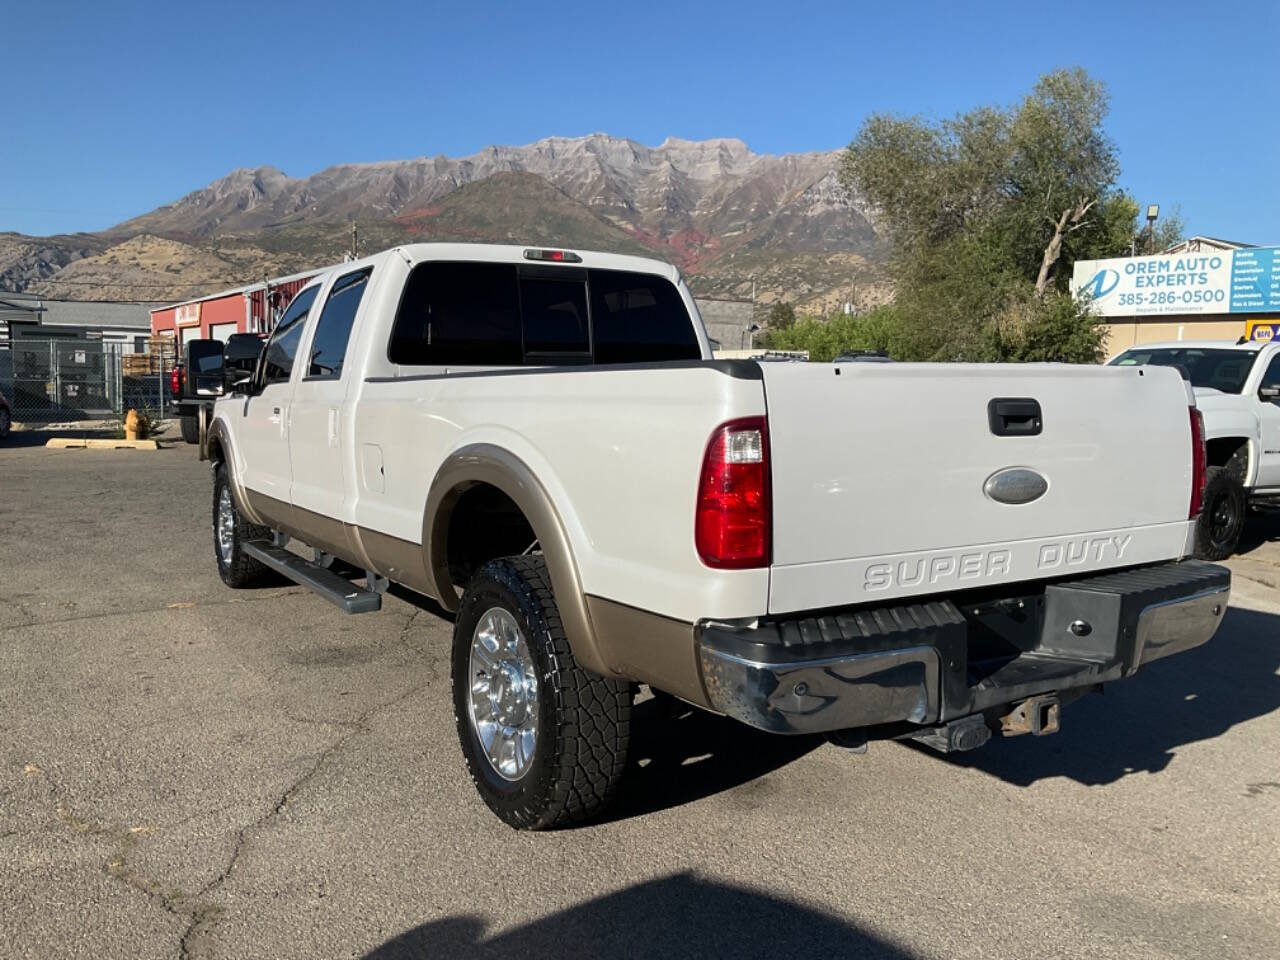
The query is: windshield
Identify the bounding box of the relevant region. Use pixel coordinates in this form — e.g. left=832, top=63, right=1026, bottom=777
left=1109, top=347, right=1256, bottom=394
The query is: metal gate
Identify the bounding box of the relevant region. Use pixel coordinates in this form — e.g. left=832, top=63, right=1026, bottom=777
left=0, top=339, right=172, bottom=424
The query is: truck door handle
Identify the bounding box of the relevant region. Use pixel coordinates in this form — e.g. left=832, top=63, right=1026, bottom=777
left=988, top=398, right=1042, bottom=437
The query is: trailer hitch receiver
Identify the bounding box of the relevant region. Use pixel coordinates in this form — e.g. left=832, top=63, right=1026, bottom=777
left=999, top=694, right=1061, bottom=737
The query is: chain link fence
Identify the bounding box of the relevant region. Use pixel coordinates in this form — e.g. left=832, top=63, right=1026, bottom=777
left=0, top=339, right=175, bottom=425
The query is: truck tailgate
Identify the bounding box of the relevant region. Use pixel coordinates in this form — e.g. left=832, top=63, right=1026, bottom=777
left=761, top=362, right=1195, bottom=613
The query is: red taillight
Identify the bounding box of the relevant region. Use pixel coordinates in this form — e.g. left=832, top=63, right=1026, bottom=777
left=695, top=417, right=771, bottom=569
left=1189, top=406, right=1206, bottom=518
left=169, top=366, right=181, bottom=394
left=522, top=247, right=582, bottom=263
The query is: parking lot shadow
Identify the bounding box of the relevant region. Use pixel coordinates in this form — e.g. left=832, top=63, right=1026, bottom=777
left=364, top=872, right=916, bottom=960
left=935, top=605, right=1280, bottom=786
left=1238, top=509, right=1280, bottom=553
left=594, top=695, right=822, bottom=825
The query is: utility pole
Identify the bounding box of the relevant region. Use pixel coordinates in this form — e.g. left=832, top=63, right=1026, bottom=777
left=262, top=271, right=271, bottom=332
left=350, top=222, right=358, bottom=260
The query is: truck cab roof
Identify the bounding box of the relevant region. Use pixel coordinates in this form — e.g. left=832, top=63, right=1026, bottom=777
left=390, top=243, right=682, bottom=282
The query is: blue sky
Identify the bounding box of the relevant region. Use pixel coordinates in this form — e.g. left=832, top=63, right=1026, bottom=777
left=4, top=0, right=1276, bottom=242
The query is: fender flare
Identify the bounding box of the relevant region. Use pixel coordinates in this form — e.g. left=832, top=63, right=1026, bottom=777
left=203, top=418, right=269, bottom=528
left=422, top=444, right=612, bottom=678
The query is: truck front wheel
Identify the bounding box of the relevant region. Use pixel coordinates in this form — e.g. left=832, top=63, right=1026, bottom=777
left=1194, top=465, right=1246, bottom=560
left=212, top=465, right=271, bottom=587
left=180, top=414, right=199, bottom=444
left=451, top=556, right=631, bottom=829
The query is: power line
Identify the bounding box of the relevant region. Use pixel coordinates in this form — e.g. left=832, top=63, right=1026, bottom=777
left=7, top=275, right=247, bottom=290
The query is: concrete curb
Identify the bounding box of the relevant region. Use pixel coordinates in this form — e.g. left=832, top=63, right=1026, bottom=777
left=45, top=438, right=161, bottom=450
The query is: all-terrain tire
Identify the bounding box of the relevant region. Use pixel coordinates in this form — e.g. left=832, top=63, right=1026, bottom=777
left=180, top=414, right=199, bottom=444
left=0, top=405, right=10, bottom=441
left=451, top=555, right=631, bottom=830
left=212, top=464, right=271, bottom=587
left=1194, top=464, right=1246, bottom=560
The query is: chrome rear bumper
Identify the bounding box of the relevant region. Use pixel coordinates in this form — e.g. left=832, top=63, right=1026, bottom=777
left=697, top=561, right=1230, bottom=735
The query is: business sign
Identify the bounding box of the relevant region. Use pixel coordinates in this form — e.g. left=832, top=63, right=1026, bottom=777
left=175, top=303, right=201, bottom=326
left=1247, top=319, right=1280, bottom=342
left=1072, top=246, right=1280, bottom=318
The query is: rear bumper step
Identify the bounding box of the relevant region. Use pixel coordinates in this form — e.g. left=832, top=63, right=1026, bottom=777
left=242, top=540, right=382, bottom=614
left=696, top=560, right=1230, bottom=736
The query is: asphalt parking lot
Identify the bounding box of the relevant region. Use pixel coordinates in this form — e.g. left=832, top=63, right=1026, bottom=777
left=2, top=437, right=1279, bottom=960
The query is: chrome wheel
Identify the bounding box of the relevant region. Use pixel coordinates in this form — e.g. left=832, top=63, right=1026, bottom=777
left=468, top=607, right=539, bottom=781
left=216, top=486, right=235, bottom=566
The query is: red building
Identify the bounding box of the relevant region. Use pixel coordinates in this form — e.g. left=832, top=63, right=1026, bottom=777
left=149, top=268, right=321, bottom=346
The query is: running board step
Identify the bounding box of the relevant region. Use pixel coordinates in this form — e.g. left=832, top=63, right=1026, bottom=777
left=242, top=541, right=382, bottom=614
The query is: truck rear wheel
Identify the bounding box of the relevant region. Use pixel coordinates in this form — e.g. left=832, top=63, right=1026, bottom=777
left=451, top=555, right=631, bottom=829
left=212, top=465, right=271, bottom=587
left=180, top=414, right=199, bottom=444
left=1194, top=465, right=1246, bottom=560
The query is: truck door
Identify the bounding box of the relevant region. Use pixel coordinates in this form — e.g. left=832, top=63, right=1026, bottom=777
left=1255, top=351, right=1280, bottom=489
left=235, top=285, right=319, bottom=509
left=288, top=267, right=372, bottom=539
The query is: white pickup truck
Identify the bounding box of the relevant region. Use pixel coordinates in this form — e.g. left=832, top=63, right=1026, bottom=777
left=1109, top=339, right=1280, bottom=559
left=192, top=243, right=1230, bottom=829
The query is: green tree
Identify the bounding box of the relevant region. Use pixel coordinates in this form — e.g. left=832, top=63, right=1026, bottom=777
left=838, top=68, right=1157, bottom=364
left=767, top=302, right=797, bottom=329
left=760, top=306, right=900, bottom=362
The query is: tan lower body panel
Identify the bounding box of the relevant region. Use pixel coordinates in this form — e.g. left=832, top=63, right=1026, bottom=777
left=245, top=490, right=694, bottom=699
left=243, top=490, right=433, bottom=598
left=585, top=595, right=710, bottom=708
left=244, top=490, right=296, bottom=537
left=357, top=526, right=433, bottom=596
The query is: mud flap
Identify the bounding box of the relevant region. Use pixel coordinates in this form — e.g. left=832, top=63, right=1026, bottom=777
left=197, top=403, right=211, bottom=462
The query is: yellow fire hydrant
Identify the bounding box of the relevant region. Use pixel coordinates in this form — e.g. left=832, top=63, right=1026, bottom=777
left=124, top=408, right=141, bottom=441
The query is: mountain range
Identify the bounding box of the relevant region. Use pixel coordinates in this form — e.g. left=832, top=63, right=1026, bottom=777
left=0, top=134, right=888, bottom=312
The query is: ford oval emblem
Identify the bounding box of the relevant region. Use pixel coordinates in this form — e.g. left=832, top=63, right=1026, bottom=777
left=984, top=467, right=1048, bottom=505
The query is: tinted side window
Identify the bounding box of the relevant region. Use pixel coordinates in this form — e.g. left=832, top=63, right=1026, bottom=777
left=262, top=285, right=320, bottom=384
left=520, top=276, right=590, bottom=358
left=389, top=262, right=521, bottom=365
left=589, top=269, right=700, bottom=364
left=308, top=269, right=371, bottom=378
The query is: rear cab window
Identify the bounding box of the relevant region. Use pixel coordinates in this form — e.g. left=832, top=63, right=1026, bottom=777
left=387, top=261, right=701, bottom=368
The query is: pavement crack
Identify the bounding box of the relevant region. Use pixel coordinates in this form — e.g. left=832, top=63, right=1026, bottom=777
left=175, top=679, right=431, bottom=958
left=398, top=608, right=422, bottom=645
left=0, top=588, right=307, bottom=634
left=0, top=594, right=37, bottom=627
left=22, top=763, right=195, bottom=945
left=21, top=677, right=430, bottom=960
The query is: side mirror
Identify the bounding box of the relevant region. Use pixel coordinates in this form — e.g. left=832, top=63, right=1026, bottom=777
left=224, top=333, right=265, bottom=395
left=185, top=339, right=226, bottom=397
left=1260, top=385, right=1280, bottom=402
left=225, top=333, right=264, bottom=371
